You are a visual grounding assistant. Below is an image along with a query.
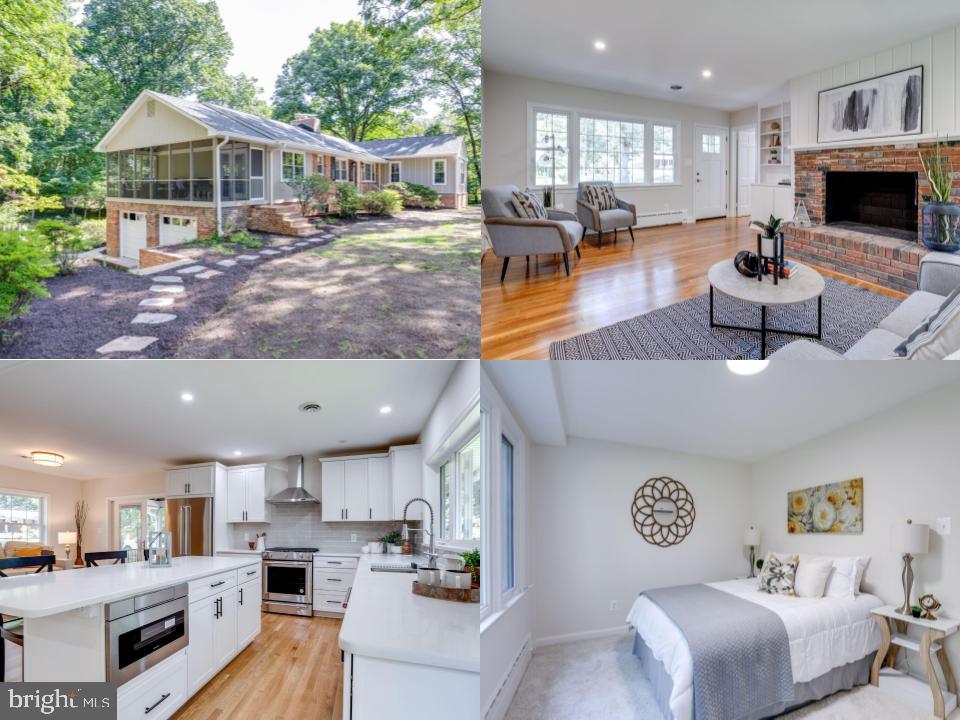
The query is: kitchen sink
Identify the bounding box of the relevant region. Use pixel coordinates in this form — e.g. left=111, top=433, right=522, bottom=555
left=370, top=562, right=417, bottom=573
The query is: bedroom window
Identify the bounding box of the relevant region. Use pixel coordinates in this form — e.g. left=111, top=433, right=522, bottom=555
left=580, top=116, right=644, bottom=184
left=433, top=159, right=447, bottom=185
left=282, top=151, right=304, bottom=182
left=0, top=490, right=47, bottom=543
left=501, top=435, right=515, bottom=594
left=533, top=110, right=569, bottom=186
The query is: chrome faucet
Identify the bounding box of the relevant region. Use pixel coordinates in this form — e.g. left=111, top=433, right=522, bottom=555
left=402, top=497, right=437, bottom=568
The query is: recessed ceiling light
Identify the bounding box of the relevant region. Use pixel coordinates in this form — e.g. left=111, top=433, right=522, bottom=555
left=180, top=392, right=194, bottom=403
left=298, top=402, right=322, bottom=413
left=593, top=40, right=606, bottom=51
left=379, top=405, right=392, bottom=415
left=233, top=450, right=242, bottom=456
left=31, top=451, right=64, bottom=468
left=726, top=360, right=769, bottom=376
left=702, top=69, right=712, bottom=78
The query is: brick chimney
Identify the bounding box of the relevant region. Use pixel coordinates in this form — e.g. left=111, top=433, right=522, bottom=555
left=293, top=113, right=320, bottom=133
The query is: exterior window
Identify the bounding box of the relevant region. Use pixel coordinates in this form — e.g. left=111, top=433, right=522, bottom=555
left=653, top=124, right=676, bottom=184
left=0, top=491, right=47, bottom=543
left=363, top=163, right=375, bottom=182
left=390, top=162, right=401, bottom=183
left=334, top=159, right=349, bottom=182
left=580, top=117, right=644, bottom=184
left=433, top=159, right=447, bottom=185
left=439, top=418, right=482, bottom=545
left=282, top=151, right=305, bottom=182
left=702, top=134, right=721, bottom=154
left=459, top=160, right=466, bottom=188
left=534, top=111, right=569, bottom=186
left=501, top=436, right=515, bottom=594
left=250, top=148, right=264, bottom=200
left=191, top=140, right=213, bottom=202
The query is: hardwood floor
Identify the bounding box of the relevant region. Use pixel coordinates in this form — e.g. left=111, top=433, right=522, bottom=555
left=173, top=613, right=343, bottom=720
left=481, top=217, right=907, bottom=359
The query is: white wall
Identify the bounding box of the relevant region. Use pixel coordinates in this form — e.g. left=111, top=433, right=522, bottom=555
left=80, top=471, right=165, bottom=554
left=483, top=70, right=732, bottom=218
left=790, top=24, right=960, bottom=147
left=751, top=380, right=960, bottom=677
left=530, top=436, right=752, bottom=643
left=0, top=466, right=83, bottom=557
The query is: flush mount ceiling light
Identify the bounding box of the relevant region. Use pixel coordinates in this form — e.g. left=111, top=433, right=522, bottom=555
left=31, top=451, right=64, bottom=468
left=702, top=69, right=713, bottom=78
left=233, top=450, right=243, bottom=456
left=298, top=402, right=322, bottom=413
left=180, top=392, right=194, bottom=403
left=593, top=40, right=606, bottom=51
left=726, top=360, right=770, bottom=376
left=379, top=405, right=392, bottom=415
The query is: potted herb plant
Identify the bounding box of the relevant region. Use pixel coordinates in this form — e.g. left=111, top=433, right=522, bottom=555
left=382, top=530, right=403, bottom=554
left=462, top=548, right=480, bottom=589
left=919, top=140, right=960, bottom=253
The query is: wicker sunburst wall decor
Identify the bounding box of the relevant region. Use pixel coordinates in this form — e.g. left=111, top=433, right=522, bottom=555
left=632, top=476, right=696, bottom=547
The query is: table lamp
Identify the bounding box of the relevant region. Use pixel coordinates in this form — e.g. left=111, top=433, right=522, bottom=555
left=744, top=524, right=761, bottom=578
left=892, top=519, right=929, bottom=615
left=58, top=531, right=77, bottom=561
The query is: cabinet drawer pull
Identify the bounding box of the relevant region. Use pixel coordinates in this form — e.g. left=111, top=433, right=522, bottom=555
left=210, top=580, right=226, bottom=588
left=326, top=578, right=342, bottom=582
left=145, top=693, right=171, bottom=714
left=246, top=570, right=257, bottom=576
left=326, top=600, right=340, bottom=605
left=327, top=561, right=342, bottom=565
left=239, top=588, right=243, bottom=606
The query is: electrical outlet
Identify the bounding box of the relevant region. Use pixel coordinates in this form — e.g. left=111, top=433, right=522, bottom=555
left=936, top=517, right=952, bottom=536
left=351, top=533, right=358, bottom=543
left=609, top=600, right=618, bottom=612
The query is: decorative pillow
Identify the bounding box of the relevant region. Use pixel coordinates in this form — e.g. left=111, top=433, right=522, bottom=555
left=14, top=547, right=43, bottom=557
left=794, top=558, right=833, bottom=598
left=758, top=552, right=799, bottom=595
left=511, top=190, right=547, bottom=219
left=823, top=556, right=858, bottom=598
left=893, top=286, right=960, bottom=359
left=585, top=184, right=617, bottom=211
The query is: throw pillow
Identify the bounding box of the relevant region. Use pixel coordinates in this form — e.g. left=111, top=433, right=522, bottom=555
left=511, top=190, right=547, bottom=220
left=14, top=547, right=43, bottom=557
left=822, top=556, right=858, bottom=598
left=758, top=552, right=799, bottom=595
left=893, top=286, right=960, bottom=359
left=585, top=184, right=616, bottom=211
left=794, top=558, right=833, bottom=598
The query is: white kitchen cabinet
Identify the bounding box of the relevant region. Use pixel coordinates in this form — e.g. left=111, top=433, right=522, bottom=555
left=116, top=650, right=188, bottom=720
left=321, top=461, right=346, bottom=522
left=313, top=556, right=356, bottom=617
left=389, top=445, right=422, bottom=521
left=367, top=457, right=390, bottom=521
left=344, top=459, right=369, bottom=522
left=213, top=585, right=238, bottom=668
left=188, top=579, right=238, bottom=695
left=226, top=464, right=280, bottom=523
left=237, top=577, right=261, bottom=649
left=322, top=458, right=376, bottom=522
left=165, top=464, right=217, bottom=497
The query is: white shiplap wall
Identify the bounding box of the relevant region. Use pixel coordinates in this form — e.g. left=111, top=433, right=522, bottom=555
left=790, top=25, right=960, bottom=148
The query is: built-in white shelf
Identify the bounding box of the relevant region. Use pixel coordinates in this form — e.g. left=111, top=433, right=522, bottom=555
left=758, top=100, right=791, bottom=185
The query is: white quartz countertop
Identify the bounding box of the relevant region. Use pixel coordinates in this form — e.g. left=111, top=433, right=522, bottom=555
left=338, top=554, right=479, bottom=673
left=0, top=556, right=260, bottom=618
left=216, top=548, right=262, bottom=555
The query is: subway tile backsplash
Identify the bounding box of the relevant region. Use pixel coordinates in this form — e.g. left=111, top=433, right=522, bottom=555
left=228, top=503, right=420, bottom=553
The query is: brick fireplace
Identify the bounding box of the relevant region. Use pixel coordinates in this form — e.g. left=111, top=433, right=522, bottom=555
left=785, top=141, right=945, bottom=294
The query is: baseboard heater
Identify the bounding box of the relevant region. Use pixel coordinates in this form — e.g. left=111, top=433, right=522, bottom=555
left=634, top=209, right=691, bottom=228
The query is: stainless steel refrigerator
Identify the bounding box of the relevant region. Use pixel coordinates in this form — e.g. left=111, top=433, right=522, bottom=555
left=165, top=497, right=213, bottom=556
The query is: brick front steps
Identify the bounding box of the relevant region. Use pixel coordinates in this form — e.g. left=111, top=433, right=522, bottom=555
left=248, top=204, right=318, bottom=237
left=785, top=224, right=927, bottom=295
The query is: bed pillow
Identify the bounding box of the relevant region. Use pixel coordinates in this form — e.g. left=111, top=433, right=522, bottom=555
left=758, top=552, right=799, bottom=595
left=823, top=557, right=858, bottom=598
left=794, top=558, right=833, bottom=598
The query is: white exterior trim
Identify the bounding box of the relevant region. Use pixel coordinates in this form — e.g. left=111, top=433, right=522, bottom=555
left=432, top=159, right=448, bottom=186
left=389, top=161, right=402, bottom=183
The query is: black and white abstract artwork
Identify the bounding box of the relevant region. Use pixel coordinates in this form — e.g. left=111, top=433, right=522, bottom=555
left=818, top=66, right=923, bottom=143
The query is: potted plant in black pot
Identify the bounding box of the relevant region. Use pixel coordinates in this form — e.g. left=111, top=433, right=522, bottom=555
left=749, top=214, right=786, bottom=283
left=920, top=140, right=960, bottom=253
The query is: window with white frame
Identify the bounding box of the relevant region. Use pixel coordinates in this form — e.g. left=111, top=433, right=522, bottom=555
left=0, top=490, right=47, bottom=543
left=702, top=133, right=721, bottom=154
left=579, top=116, right=645, bottom=184
left=433, top=159, right=447, bottom=185
left=282, top=151, right=304, bottom=182
left=653, top=124, right=675, bottom=184
left=334, top=159, right=349, bottom=181
left=533, top=110, right=569, bottom=186
left=438, top=411, right=481, bottom=547
left=501, top=435, right=515, bottom=594
left=390, top=162, right=401, bottom=183
left=363, top=163, right=375, bottom=182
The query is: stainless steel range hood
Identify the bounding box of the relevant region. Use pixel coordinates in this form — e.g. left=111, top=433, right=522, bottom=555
left=267, top=455, right=320, bottom=504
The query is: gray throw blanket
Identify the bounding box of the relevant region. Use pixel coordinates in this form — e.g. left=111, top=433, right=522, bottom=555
left=641, top=584, right=794, bottom=720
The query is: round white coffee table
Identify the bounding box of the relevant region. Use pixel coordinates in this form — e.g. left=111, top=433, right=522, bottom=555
left=708, top=259, right=826, bottom=359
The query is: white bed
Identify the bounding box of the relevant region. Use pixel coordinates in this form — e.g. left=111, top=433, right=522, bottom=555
left=626, top=578, right=883, bottom=720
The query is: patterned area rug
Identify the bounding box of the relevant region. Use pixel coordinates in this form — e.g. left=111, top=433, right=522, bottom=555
left=549, top=277, right=902, bottom=360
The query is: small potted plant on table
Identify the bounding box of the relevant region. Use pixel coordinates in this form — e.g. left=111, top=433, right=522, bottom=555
left=749, top=214, right=786, bottom=284
left=462, top=549, right=480, bottom=589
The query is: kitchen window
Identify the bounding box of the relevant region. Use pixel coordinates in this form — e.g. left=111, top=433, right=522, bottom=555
left=0, top=490, right=47, bottom=543
left=501, top=436, right=515, bottom=594
left=433, top=159, right=447, bottom=186
left=282, top=151, right=304, bottom=182
left=439, top=430, right=480, bottom=545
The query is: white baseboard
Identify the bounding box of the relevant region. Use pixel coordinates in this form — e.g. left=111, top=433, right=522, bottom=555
left=484, top=634, right=532, bottom=720
left=533, top=625, right=631, bottom=649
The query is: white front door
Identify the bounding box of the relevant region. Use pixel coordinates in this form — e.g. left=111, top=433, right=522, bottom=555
left=120, top=211, right=147, bottom=260
left=694, top=125, right=728, bottom=220
left=736, top=127, right=757, bottom=216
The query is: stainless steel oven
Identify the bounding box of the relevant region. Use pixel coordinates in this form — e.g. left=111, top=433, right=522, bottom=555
left=105, top=583, right=189, bottom=685
left=262, top=547, right=316, bottom=616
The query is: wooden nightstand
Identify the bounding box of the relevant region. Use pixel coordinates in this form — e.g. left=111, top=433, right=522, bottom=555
left=871, top=605, right=960, bottom=719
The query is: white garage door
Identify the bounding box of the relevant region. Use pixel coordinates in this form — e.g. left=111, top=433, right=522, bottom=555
left=159, top=215, right=197, bottom=246
left=120, top=211, right=147, bottom=260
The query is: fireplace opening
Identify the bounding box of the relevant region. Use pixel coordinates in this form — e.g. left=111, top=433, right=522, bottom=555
left=825, top=171, right=918, bottom=239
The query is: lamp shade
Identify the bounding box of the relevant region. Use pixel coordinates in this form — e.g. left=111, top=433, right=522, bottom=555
left=58, top=531, right=77, bottom=545
left=892, top=520, right=929, bottom=555
left=744, top=525, right=761, bottom=547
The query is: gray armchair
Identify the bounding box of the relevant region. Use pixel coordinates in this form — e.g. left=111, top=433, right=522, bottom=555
left=481, top=185, right=584, bottom=281
left=576, top=181, right=637, bottom=247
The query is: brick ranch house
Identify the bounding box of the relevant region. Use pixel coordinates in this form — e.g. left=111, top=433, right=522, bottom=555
left=95, top=90, right=469, bottom=266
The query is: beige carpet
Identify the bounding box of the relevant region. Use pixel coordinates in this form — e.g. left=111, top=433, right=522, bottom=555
left=506, top=635, right=956, bottom=720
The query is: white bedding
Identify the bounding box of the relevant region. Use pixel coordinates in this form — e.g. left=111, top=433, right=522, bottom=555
left=625, top=579, right=883, bottom=720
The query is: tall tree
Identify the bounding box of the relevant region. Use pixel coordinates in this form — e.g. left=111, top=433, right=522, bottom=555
left=198, top=73, right=272, bottom=117
left=272, top=21, right=426, bottom=142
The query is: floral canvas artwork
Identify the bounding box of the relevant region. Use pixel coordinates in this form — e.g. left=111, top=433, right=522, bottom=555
left=787, top=478, right=863, bottom=534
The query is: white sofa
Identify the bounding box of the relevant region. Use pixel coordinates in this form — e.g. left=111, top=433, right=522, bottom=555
left=771, top=252, right=960, bottom=360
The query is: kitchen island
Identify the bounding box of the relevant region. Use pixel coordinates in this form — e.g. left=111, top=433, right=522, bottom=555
left=339, top=554, right=479, bottom=720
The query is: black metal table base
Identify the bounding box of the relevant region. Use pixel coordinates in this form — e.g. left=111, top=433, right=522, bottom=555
left=709, top=286, right=823, bottom=360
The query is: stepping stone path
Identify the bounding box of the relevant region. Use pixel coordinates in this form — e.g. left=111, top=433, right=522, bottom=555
left=178, top=265, right=207, bottom=274
left=140, top=297, right=174, bottom=308
left=151, top=284, right=185, bottom=294
left=97, top=336, right=157, bottom=354
left=237, top=254, right=260, bottom=261
left=294, top=242, right=308, bottom=247
left=216, top=259, right=238, bottom=268
left=279, top=246, right=294, bottom=252
left=152, top=276, right=184, bottom=284
left=132, top=313, right=177, bottom=325
left=196, top=270, right=223, bottom=279
left=260, top=249, right=281, bottom=256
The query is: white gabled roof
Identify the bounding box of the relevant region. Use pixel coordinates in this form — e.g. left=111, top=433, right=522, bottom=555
left=95, top=90, right=386, bottom=163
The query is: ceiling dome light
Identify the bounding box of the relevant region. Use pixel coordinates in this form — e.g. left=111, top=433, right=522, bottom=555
left=32, top=451, right=64, bottom=468
left=702, top=69, right=712, bottom=78
left=180, top=392, right=194, bottom=402
left=380, top=405, right=392, bottom=415
left=593, top=40, right=606, bottom=51
left=233, top=450, right=242, bottom=456
left=726, top=360, right=770, bottom=376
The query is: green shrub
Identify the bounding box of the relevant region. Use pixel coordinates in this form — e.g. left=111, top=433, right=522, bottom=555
left=384, top=181, right=441, bottom=209
left=0, top=230, right=56, bottom=336
left=285, top=175, right=334, bottom=216
left=336, top=184, right=361, bottom=219
left=32, top=220, right=88, bottom=275
left=360, top=189, right=403, bottom=216
left=76, top=218, right=106, bottom=248
left=189, top=227, right=263, bottom=252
